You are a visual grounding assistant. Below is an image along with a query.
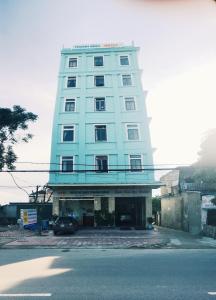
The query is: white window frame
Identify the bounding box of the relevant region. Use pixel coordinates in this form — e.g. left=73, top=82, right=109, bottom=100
left=61, top=156, right=74, bottom=173
left=125, top=124, right=140, bottom=141
left=94, top=124, right=107, bottom=142
left=129, top=154, right=143, bottom=172
left=62, top=125, right=75, bottom=142
left=119, top=55, right=130, bottom=66
left=64, top=98, right=76, bottom=112
left=95, top=97, right=106, bottom=112
left=94, top=75, right=105, bottom=87
left=66, top=76, right=77, bottom=88
left=124, top=96, right=136, bottom=111
left=93, top=55, right=104, bottom=67
left=95, top=155, right=109, bottom=173
left=122, top=74, right=133, bottom=86
left=68, top=57, right=78, bottom=68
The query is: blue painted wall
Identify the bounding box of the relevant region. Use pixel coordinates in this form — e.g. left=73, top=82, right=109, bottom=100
left=49, top=45, right=154, bottom=185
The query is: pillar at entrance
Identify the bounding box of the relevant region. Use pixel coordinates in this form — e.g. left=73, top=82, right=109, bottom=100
left=94, top=197, right=101, bottom=211
left=53, top=197, right=59, bottom=216
left=108, top=197, right=115, bottom=213
left=145, top=192, right=153, bottom=226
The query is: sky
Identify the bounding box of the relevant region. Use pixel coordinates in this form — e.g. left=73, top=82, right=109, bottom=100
left=0, top=0, right=216, bottom=204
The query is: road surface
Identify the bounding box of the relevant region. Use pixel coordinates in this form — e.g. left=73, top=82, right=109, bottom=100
left=0, top=249, right=215, bottom=299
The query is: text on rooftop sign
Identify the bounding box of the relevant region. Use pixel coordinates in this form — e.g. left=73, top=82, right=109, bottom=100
left=73, top=43, right=123, bottom=49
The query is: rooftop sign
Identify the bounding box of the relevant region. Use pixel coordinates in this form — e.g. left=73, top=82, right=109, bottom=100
left=73, top=43, right=124, bottom=49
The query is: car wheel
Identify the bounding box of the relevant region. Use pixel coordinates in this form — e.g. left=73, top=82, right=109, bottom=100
left=53, top=231, right=58, bottom=235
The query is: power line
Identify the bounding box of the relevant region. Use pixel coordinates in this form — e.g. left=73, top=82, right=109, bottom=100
left=7, top=172, right=30, bottom=196
left=0, top=186, right=38, bottom=188
left=15, top=161, right=191, bottom=167
left=1, top=167, right=183, bottom=173
left=12, top=173, right=33, bottom=185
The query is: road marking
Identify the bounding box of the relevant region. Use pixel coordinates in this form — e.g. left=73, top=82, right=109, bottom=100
left=0, top=294, right=51, bottom=297
left=208, top=292, right=216, bottom=296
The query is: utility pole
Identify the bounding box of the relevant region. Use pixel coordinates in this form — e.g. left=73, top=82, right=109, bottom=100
left=31, top=185, right=39, bottom=203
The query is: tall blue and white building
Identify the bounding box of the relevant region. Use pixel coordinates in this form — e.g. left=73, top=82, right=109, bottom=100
left=49, top=43, right=158, bottom=227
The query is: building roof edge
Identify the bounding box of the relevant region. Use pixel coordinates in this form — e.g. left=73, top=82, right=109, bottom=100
left=61, top=45, right=139, bottom=54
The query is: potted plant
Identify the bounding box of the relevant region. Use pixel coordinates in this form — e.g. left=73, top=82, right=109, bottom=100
left=147, top=217, right=154, bottom=230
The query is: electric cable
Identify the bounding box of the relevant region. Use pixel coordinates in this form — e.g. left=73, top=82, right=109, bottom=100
left=7, top=172, right=30, bottom=196
left=1, top=166, right=185, bottom=173
left=14, top=161, right=191, bottom=167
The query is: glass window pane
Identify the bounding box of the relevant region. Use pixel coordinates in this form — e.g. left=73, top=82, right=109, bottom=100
left=95, top=126, right=107, bottom=141
left=130, top=155, right=142, bottom=172
left=95, top=98, right=105, bottom=111
left=120, top=56, right=129, bottom=65
left=69, top=58, right=77, bottom=67
left=102, top=159, right=108, bottom=171
left=128, top=129, right=138, bottom=140
left=125, top=98, right=135, bottom=110
left=95, top=101, right=100, bottom=111
left=95, top=76, right=104, bottom=86
left=67, top=77, right=76, bottom=87
left=94, top=56, right=103, bottom=66
left=127, top=125, right=139, bottom=140
left=62, top=156, right=73, bottom=172
left=96, top=156, right=108, bottom=172
left=122, top=75, right=132, bottom=86
left=63, top=126, right=74, bottom=142
left=65, top=100, right=75, bottom=112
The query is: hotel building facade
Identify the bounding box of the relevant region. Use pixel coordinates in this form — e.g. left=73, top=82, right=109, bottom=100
left=49, top=44, right=158, bottom=227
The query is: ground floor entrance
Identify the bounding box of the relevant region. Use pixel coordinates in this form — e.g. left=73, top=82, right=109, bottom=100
left=51, top=185, right=154, bottom=227
left=59, top=198, right=95, bottom=227
left=115, top=197, right=145, bottom=227
left=57, top=197, right=146, bottom=227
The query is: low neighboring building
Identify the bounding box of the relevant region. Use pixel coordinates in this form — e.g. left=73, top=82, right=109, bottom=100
left=1, top=202, right=52, bottom=225
left=160, top=168, right=216, bottom=236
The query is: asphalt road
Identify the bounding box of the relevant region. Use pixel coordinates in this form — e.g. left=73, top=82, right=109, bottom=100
left=0, top=249, right=215, bottom=300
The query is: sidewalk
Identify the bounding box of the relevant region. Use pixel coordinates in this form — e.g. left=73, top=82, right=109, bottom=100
left=155, top=226, right=216, bottom=249
left=1, top=226, right=216, bottom=249
left=0, top=225, right=37, bottom=247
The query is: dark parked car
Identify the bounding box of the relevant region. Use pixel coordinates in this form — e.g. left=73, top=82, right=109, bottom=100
left=53, top=216, right=79, bottom=235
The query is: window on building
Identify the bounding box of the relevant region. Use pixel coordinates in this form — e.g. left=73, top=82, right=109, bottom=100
left=125, top=97, right=136, bottom=110
left=62, top=125, right=75, bottom=142
left=122, top=74, right=132, bottom=86
left=65, top=99, right=76, bottom=112
left=130, top=155, right=142, bottom=172
left=95, top=75, right=104, bottom=87
left=127, top=124, right=139, bottom=140
left=95, top=97, right=105, bottom=111
left=120, top=56, right=129, bottom=66
left=94, top=56, right=104, bottom=67
left=69, top=58, right=77, bottom=68
left=61, top=156, right=74, bottom=172
left=67, top=77, right=76, bottom=88
left=95, top=125, right=107, bottom=141
left=95, top=155, right=108, bottom=172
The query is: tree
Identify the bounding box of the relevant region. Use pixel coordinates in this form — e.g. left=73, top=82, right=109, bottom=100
left=0, top=105, right=38, bottom=170
left=152, top=196, right=161, bottom=215
left=197, top=128, right=216, bottom=167
left=192, top=128, right=216, bottom=184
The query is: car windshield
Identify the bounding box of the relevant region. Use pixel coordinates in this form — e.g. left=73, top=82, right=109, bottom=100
left=56, top=217, right=74, bottom=223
